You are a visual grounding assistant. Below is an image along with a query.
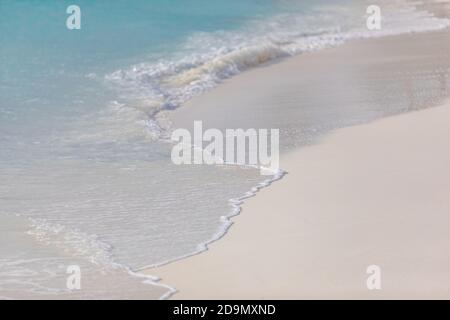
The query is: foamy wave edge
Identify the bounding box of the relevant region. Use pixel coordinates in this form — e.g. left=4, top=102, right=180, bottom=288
left=135, top=167, right=286, bottom=300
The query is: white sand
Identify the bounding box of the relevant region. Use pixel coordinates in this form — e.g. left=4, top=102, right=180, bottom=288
left=150, top=100, right=450, bottom=299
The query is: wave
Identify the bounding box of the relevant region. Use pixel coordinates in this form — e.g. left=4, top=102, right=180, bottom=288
left=101, top=0, right=450, bottom=141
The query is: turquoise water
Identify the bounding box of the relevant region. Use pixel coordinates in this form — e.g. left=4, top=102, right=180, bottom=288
left=1, top=0, right=450, bottom=299
left=1, top=0, right=318, bottom=162
left=1, top=1, right=251, bottom=146
left=1, top=0, right=292, bottom=111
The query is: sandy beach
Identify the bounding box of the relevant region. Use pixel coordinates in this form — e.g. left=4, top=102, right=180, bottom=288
left=152, top=100, right=450, bottom=299
left=3, top=0, right=450, bottom=300
left=148, top=27, right=450, bottom=299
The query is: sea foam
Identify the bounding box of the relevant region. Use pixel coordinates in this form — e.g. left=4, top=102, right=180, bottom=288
left=102, top=0, right=450, bottom=141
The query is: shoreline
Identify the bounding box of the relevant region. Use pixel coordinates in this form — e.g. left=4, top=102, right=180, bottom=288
left=145, top=26, right=450, bottom=299
left=150, top=99, right=450, bottom=299
left=137, top=169, right=286, bottom=300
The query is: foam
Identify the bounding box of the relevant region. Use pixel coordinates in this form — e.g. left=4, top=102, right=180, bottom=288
left=102, top=0, right=450, bottom=142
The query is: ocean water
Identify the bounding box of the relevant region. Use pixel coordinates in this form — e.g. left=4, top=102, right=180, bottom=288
left=1, top=0, right=450, bottom=299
